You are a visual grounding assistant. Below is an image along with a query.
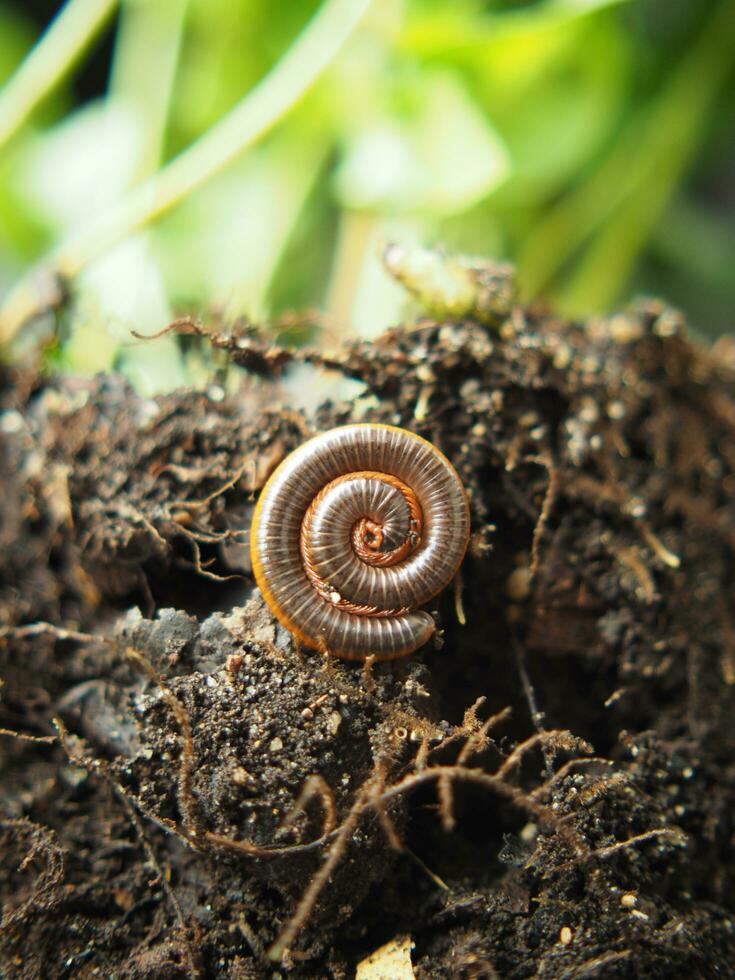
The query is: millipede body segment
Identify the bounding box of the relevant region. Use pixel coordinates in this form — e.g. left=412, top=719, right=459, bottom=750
left=250, top=424, right=470, bottom=660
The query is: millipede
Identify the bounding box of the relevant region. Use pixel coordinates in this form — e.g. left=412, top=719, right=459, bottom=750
left=250, top=423, right=470, bottom=661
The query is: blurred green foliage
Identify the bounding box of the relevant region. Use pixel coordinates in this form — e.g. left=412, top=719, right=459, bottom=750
left=0, top=0, right=732, bottom=391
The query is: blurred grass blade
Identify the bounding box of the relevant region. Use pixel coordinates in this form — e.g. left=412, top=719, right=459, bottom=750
left=519, top=0, right=735, bottom=310
left=109, top=0, right=190, bottom=179
left=0, top=0, right=373, bottom=345
left=558, top=0, right=735, bottom=312
left=402, top=0, right=630, bottom=58
left=0, top=0, right=118, bottom=153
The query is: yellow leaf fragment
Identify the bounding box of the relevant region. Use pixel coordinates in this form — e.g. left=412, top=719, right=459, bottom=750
left=356, top=934, right=415, bottom=980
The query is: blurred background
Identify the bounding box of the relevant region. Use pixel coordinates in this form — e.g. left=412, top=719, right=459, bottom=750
left=0, top=0, right=732, bottom=392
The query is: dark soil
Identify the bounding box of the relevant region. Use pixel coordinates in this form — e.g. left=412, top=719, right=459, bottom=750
left=2, top=262, right=735, bottom=979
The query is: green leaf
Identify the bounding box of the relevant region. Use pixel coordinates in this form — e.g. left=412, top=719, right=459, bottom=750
left=334, top=69, right=509, bottom=214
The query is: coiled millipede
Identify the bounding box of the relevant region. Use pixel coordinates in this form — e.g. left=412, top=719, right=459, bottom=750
left=250, top=424, right=470, bottom=661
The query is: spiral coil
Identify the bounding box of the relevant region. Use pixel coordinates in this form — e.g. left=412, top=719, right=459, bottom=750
left=250, top=424, right=470, bottom=660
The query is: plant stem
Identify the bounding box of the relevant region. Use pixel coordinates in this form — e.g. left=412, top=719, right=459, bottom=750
left=0, top=0, right=373, bottom=346
left=0, top=0, right=119, bottom=152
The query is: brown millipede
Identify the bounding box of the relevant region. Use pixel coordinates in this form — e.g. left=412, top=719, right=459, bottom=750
left=250, top=424, right=470, bottom=661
